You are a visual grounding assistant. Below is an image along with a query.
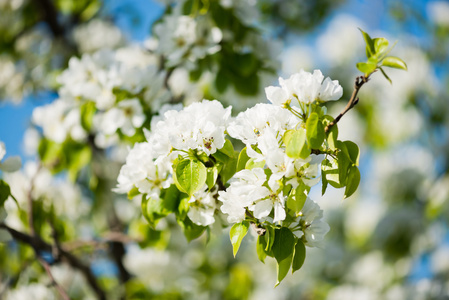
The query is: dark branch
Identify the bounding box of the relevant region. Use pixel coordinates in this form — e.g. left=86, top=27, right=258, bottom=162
left=0, top=223, right=107, bottom=300
left=33, top=0, right=65, bottom=38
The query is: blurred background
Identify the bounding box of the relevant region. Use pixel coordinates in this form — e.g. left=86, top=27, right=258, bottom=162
left=0, top=0, right=449, bottom=299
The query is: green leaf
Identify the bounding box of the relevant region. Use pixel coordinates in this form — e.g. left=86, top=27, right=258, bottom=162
left=0, top=180, right=11, bottom=206
left=219, top=156, right=237, bottom=184
left=306, top=112, right=325, bottom=149
left=218, top=139, right=235, bottom=158
left=80, top=101, right=96, bottom=131
left=236, top=147, right=250, bottom=172
left=356, top=62, right=377, bottom=76
left=285, top=129, right=310, bottom=159
left=141, top=185, right=181, bottom=228
left=344, top=166, right=361, bottom=199
left=230, top=221, right=250, bottom=257
left=343, top=140, right=360, bottom=166
left=162, top=184, right=181, bottom=212
left=359, top=28, right=375, bottom=58
left=178, top=217, right=206, bottom=242
left=177, top=196, right=190, bottom=220
left=245, top=158, right=265, bottom=170
left=379, top=67, right=392, bottom=84
left=287, top=182, right=308, bottom=215
left=337, top=150, right=350, bottom=187
left=292, top=240, right=306, bottom=273
left=272, top=227, right=295, bottom=286
left=206, top=166, right=218, bottom=189
left=127, top=186, right=140, bottom=199
left=323, top=116, right=338, bottom=150
left=381, top=56, right=407, bottom=71
left=174, top=159, right=207, bottom=196
left=256, top=235, right=267, bottom=263
left=265, top=225, right=275, bottom=253
left=374, top=37, right=389, bottom=55
left=321, top=170, right=329, bottom=196
left=322, top=158, right=343, bottom=189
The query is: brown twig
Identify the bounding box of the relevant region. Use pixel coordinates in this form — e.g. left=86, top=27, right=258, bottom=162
left=324, top=75, right=370, bottom=133
left=37, top=256, right=71, bottom=300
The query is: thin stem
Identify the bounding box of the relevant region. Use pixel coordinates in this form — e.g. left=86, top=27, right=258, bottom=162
left=37, top=256, right=70, bottom=300
left=325, top=75, right=370, bottom=133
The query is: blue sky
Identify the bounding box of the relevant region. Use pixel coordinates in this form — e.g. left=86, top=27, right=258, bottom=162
left=0, top=0, right=432, bottom=159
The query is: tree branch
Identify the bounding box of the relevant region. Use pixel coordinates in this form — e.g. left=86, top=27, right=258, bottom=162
left=0, top=223, right=107, bottom=300
left=325, top=75, right=370, bottom=133
left=33, top=0, right=65, bottom=38
left=37, top=256, right=70, bottom=300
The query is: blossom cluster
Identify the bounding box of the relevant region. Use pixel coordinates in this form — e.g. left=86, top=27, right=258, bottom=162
left=115, top=70, right=342, bottom=248
left=115, top=100, right=231, bottom=226
left=32, top=46, right=169, bottom=148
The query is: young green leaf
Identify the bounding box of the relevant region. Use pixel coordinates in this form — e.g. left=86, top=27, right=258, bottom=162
left=381, top=56, right=407, bottom=70
left=80, top=101, right=96, bottom=131
left=218, top=139, right=235, bottom=158
left=220, top=156, right=237, bottom=184
left=230, top=221, right=250, bottom=257
left=359, top=28, right=375, bottom=58
left=272, top=227, right=295, bottom=286
left=174, top=159, right=207, bottom=196
left=287, top=182, right=308, bottom=215
left=373, top=37, right=389, bottom=55
left=127, top=186, right=140, bottom=199
left=206, top=166, right=218, bottom=189
left=356, top=61, right=377, bottom=76
left=245, top=158, right=265, bottom=170
left=343, top=140, right=360, bottom=166
left=379, top=67, right=392, bottom=84
left=322, top=158, right=343, bottom=189
left=178, top=217, right=206, bottom=242
left=256, top=235, right=268, bottom=263
left=285, top=129, right=310, bottom=159
left=292, top=240, right=306, bottom=273
left=337, top=150, right=350, bottom=187
left=265, top=225, right=275, bottom=253
left=306, top=112, right=325, bottom=149
left=237, top=147, right=250, bottom=172
left=0, top=180, right=11, bottom=206
left=344, top=166, right=361, bottom=199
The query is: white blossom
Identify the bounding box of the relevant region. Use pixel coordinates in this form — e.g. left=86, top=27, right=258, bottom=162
left=148, top=100, right=231, bottom=157
left=32, top=98, right=87, bottom=143
left=188, top=187, right=217, bottom=226
left=265, top=70, right=343, bottom=106
left=154, top=13, right=222, bottom=68
left=227, top=103, right=298, bottom=145
left=114, top=142, right=172, bottom=199
left=94, top=98, right=145, bottom=137
left=218, top=168, right=287, bottom=224
left=289, top=197, right=330, bottom=247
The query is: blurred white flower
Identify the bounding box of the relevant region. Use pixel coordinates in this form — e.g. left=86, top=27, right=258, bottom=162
left=73, top=19, right=126, bottom=53
left=0, top=141, right=21, bottom=172
left=427, top=1, right=449, bottom=27
left=5, top=283, right=55, bottom=300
